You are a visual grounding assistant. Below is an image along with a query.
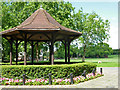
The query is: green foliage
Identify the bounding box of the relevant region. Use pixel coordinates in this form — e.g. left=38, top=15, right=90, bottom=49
left=70, top=44, right=80, bottom=58
left=112, top=49, right=120, bottom=55
left=54, top=42, right=65, bottom=59
left=74, top=9, right=110, bottom=61
left=80, top=43, right=113, bottom=58
left=2, top=63, right=96, bottom=79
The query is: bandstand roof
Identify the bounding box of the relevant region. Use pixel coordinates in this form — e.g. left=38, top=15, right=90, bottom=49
left=0, top=8, right=82, bottom=42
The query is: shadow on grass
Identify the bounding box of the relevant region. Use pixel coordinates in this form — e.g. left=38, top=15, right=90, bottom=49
left=92, top=62, right=115, bottom=64
left=20, top=61, right=83, bottom=65
left=1, top=61, right=83, bottom=65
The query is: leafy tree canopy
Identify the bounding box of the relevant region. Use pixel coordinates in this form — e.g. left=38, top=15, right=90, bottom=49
left=74, top=9, right=110, bottom=61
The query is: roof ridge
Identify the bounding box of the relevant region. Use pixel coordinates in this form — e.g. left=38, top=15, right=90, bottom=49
left=42, top=10, right=59, bottom=29
left=17, top=9, right=40, bottom=28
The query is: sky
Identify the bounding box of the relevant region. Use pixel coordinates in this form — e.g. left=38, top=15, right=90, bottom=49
left=65, top=1, right=118, bottom=49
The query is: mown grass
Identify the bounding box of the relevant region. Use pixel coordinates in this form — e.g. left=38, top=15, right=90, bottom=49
left=1, top=55, right=118, bottom=67
left=54, top=55, right=118, bottom=67
left=85, top=55, right=118, bottom=67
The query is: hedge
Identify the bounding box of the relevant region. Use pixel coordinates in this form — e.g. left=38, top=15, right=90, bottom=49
left=2, top=62, right=96, bottom=79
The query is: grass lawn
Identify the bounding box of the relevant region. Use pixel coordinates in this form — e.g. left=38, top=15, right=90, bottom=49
left=1, top=55, right=118, bottom=67
left=54, top=55, right=118, bottom=67
left=55, top=55, right=118, bottom=67
left=85, top=55, right=118, bottom=67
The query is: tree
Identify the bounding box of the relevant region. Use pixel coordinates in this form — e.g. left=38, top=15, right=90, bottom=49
left=112, top=49, right=120, bottom=55
left=74, top=9, right=110, bottom=62
left=79, top=43, right=113, bottom=58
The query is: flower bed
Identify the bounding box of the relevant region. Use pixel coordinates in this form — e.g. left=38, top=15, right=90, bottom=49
left=0, top=72, right=103, bottom=85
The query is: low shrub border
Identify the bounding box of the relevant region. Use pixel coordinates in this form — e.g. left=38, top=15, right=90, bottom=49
left=2, top=62, right=96, bottom=79
left=0, top=72, right=104, bottom=85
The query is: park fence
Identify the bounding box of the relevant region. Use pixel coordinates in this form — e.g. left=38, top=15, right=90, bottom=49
left=22, top=67, right=103, bottom=85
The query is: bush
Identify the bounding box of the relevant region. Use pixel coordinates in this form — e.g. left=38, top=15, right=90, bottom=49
left=2, top=63, right=96, bottom=79
left=113, top=49, right=120, bottom=55
left=80, top=43, right=113, bottom=58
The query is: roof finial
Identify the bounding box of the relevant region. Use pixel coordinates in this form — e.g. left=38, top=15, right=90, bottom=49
left=40, top=5, right=43, bottom=10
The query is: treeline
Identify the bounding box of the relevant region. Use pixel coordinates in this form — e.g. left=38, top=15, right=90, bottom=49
left=54, top=42, right=113, bottom=59
left=112, top=49, right=120, bottom=55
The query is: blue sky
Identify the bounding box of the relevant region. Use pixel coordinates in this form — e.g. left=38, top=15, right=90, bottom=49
left=65, top=1, right=118, bottom=49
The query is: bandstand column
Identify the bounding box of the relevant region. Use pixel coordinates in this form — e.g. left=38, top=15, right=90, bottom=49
left=50, top=40, right=54, bottom=65
left=31, top=41, right=34, bottom=64
left=10, top=40, right=13, bottom=65
left=68, top=40, right=70, bottom=63
left=65, top=40, right=67, bottom=63
left=24, top=34, right=27, bottom=65
left=49, top=44, right=51, bottom=64
left=50, top=34, right=54, bottom=65
left=16, top=40, right=18, bottom=65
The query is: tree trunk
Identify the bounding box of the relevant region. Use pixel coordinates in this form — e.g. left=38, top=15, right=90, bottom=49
left=2, top=53, right=5, bottom=62
left=77, top=53, right=79, bottom=59
left=82, top=44, right=86, bottom=62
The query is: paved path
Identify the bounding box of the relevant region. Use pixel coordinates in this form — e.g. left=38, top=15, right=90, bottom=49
left=0, top=67, right=118, bottom=89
